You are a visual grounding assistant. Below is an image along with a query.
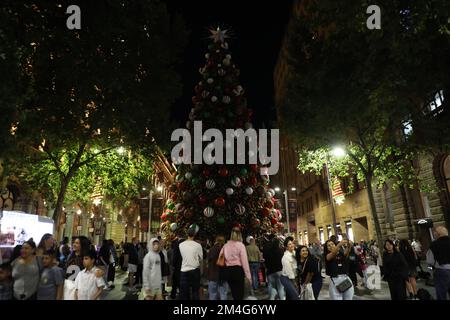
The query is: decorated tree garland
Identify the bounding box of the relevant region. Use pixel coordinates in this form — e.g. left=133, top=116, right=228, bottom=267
left=161, top=27, right=283, bottom=242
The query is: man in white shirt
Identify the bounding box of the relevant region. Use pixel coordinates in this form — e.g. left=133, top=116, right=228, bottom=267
left=179, top=224, right=203, bottom=300
left=74, top=250, right=106, bottom=300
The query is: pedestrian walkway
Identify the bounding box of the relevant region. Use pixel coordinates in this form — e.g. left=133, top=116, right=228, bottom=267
left=102, top=264, right=437, bottom=300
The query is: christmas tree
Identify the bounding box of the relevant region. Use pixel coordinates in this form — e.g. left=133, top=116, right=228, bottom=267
left=161, top=27, right=283, bottom=242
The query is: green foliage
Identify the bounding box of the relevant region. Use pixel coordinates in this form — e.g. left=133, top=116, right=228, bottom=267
left=8, top=147, right=153, bottom=210
left=0, top=1, right=187, bottom=220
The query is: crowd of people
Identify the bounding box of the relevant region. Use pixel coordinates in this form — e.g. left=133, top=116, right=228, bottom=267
left=1, top=225, right=449, bottom=301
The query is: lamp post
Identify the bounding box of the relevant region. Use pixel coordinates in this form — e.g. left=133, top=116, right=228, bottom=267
left=283, top=190, right=290, bottom=234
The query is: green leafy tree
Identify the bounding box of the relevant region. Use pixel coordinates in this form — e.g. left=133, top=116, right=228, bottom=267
left=280, top=0, right=449, bottom=244
left=9, top=147, right=153, bottom=217
left=0, top=1, right=187, bottom=222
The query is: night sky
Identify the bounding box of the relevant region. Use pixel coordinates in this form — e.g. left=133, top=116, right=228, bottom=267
left=165, top=0, right=293, bottom=129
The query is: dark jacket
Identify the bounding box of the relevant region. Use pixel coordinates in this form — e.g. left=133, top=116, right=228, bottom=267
left=263, top=239, right=283, bottom=275
left=383, top=251, right=409, bottom=282
left=127, top=244, right=139, bottom=265
left=171, top=238, right=185, bottom=270
left=207, top=244, right=223, bottom=281
left=430, top=236, right=450, bottom=266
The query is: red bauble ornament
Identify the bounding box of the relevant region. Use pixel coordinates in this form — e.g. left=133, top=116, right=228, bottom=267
left=199, top=195, right=207, bottom=206
left=214, top=197, right=225, bottom=207
left=218, top=167, right=229, bottom=177
left=277, top=222, right=285, bottom=230
left=192, top=96, right=198, bottom=104
left=202, top=168, right=210, bottom=177
left=184, top=210, right=193, bottom=219
left=271, top=217, right=278, bottom=225
left=250, top=164, right=258, bottom=172
left=252, top=218, right=261, bottom=226
left=248, top=176, right=257, bottom=185
left=160, top=213, right=167, bottom=221
left=262, top=207, right=271, bottom=218
left=207, top=60, right=214, bottom=67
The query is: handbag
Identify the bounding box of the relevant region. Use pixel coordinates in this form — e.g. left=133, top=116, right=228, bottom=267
left=331, top=276, right=353, bottom=293
left=300, top=283, right=315, bottom=300
left=216, top=252, right=225, bottom=267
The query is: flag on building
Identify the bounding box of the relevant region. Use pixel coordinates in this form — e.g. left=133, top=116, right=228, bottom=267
left=332, top=178, right=345, bottom=205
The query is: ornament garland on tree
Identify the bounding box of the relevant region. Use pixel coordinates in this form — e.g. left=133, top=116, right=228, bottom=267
left=161, top=27, right=281, bottom=242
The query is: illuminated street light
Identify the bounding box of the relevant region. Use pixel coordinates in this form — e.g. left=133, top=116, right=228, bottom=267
left=93, top=198, right=102, bottom=206
left=156, top=185, right=163, bottom=192
left=142, top=187, right=146, bottom=191
left=76, top=209, right=82, bottom=215
left=291, top=187, right=297, bottom=191
left=117, top=146, right=125, bottom=155
left=331, top=147, right=346, bottom=158
left=274, top=187, right=281, bottom=192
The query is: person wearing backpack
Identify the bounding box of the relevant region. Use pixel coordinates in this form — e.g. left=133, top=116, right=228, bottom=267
left=11, top=239, right=42, bottom=300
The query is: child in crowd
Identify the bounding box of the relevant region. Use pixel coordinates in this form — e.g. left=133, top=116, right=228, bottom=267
left=0, top=262, right=13, bottom=300
left=143, top=238, right=163, bottom=300
left=37, top=250, right=64, bottom=300
left=74, top=249, right=106, bottom=300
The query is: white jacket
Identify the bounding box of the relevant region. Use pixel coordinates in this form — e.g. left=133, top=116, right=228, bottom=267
left=281, top=251, right=297, bottom=280
left=143, top=241, right=163, bottom=291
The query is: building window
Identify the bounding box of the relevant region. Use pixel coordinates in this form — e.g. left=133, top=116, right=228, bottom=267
left=402, top=119, right=413, bottom=138
left=327, top=225, right=332, bottom=239
left=424, top=89, right=445, bottom=116
left=319, top=227, right=324, bottom=244
left=345, top=221, right=354, bottom=242
left=306, top=197, right=313, bottom=212
left=336, top=224, right=342, bottom=241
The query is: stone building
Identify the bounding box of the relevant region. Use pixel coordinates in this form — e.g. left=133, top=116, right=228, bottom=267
left=272, top=0, right=449, bottom=250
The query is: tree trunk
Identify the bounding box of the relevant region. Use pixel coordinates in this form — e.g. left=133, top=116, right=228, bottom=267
left=365, top=175, right=384, bottom=247
left=52, top=178, right=69, bottom=227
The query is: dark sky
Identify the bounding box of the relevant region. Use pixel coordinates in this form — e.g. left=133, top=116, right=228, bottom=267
left=165, top=0, right=293, bottom=129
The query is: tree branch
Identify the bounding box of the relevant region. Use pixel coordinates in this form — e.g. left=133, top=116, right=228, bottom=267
left=76, top=146, right=115, bottom=169
left=346, top=148, right=367, bottom=176
left=43, top=146, right=64, bottom=178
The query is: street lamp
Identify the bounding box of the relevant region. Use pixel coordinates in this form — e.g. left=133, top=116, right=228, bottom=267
left=275, top=186, right=291, bottom=234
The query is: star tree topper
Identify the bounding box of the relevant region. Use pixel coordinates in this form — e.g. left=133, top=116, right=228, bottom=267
left=209, top=27, right=229, bottom=43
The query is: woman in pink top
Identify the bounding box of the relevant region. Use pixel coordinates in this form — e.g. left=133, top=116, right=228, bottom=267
left=219, top=227, right=252, bottom=300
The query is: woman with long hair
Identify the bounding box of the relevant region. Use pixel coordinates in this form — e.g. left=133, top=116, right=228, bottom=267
left=219, top=227, right=251, bottom=300
left=398, top=239, right=418, bottom=299
left=36, top=233, right=56, bottom=257
left=323, top=238, right=354, bottom=300
left=63, top=236, right=92, bottom=300
left=280, top=237, right=299, bottom=300
left=296, top=245, right=323, bottom=300
left=207, top=235, right=228, bottom=300
left=11, top=239, right=41, bottom=300
left=383, top=239, right=409, bottom=300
